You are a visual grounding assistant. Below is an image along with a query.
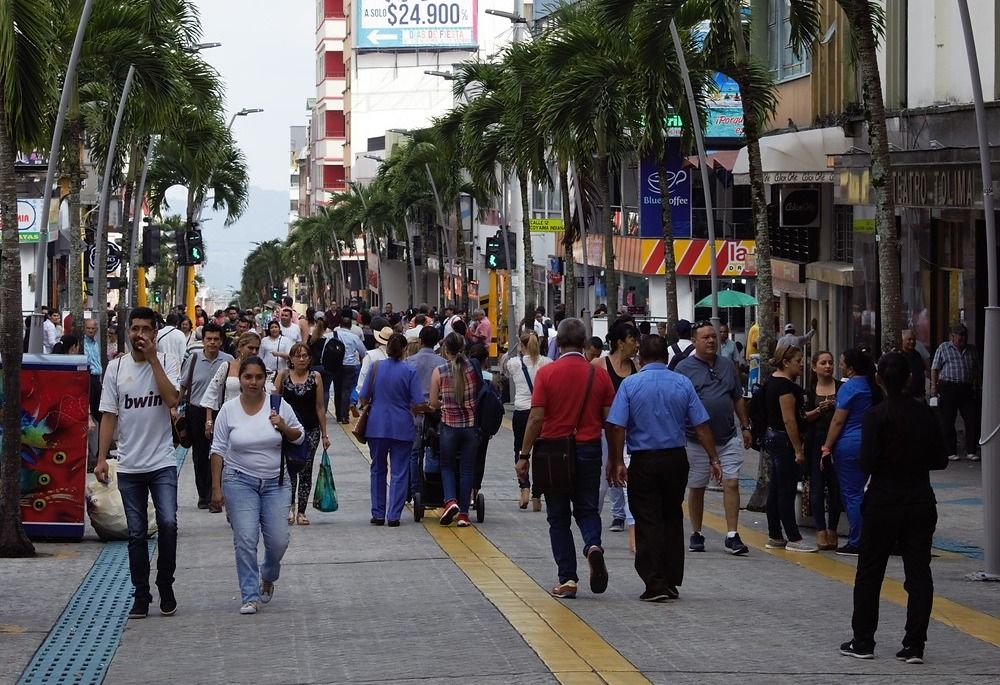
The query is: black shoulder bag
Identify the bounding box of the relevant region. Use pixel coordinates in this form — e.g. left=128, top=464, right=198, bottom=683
left=531, top=366, right=595, bottom=496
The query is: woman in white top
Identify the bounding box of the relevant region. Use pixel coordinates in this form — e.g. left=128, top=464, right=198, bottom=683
left=210, top=355, right=303, bottom=615
left=505, top=330, right=550, bottom=511
left=202, top=332, right=261, bottom=436
left=355, top=326, right=392, bottom=397
left=259, top=320, right=291, bottom=375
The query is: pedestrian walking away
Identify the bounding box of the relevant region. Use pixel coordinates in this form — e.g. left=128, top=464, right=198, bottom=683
left=210, top=356, right=304, bottom=615
left=177, top=322, right=232, bottom=512
left=429, top=333, right=480, bottom=527
left=839, top=352, right=948, bottom=663
left=675, top=320, right=752, bottom=556
left=762, top=343, right=818, bottom=553
left=506, top=330, right=551, bottom=511
left=405, top=326, right=442, bottom=499
left=360, top=333, right=427, bottom=526
left=823, top=348, right=883, bottom=555
left=607, top=334, right=720, bottom=601
left=273, top=342, right=330, bottom=525
left=95, top=307, right=181, bottom=620
left=518, top=318, right=616, bottom=600
left=929, top=323, right=981, bottom=461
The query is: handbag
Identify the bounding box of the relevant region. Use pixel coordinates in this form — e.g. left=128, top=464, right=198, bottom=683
left=172, top=354, right=197, bottom=448
left=312, top=450, right=339, bottom=512
left=269, top=394, right=310, bottom=482
left=531, top=366, right=595, bottom=496
left=352, top=361, right=379, bottom=444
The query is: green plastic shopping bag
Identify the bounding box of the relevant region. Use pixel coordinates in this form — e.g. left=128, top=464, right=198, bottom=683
left=312, top=450, right=338, bottom=512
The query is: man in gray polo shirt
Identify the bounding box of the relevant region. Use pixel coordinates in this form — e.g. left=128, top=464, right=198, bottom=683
left=675, top=321, right=752, bottom=556
left=176, top=322, right=232, bottom=511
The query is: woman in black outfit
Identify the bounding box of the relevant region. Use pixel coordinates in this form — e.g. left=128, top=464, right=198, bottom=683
left=839, top=352, right=948, bottom=663
left=804, top=350, right=842, bottom=550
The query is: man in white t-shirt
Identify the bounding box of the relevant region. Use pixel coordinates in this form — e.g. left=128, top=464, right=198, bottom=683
left=278, top=307, right=302, bottom=344
left=156, top=313, right=189, bottom=367
left=42, top=310, right=60, bottom=353
left=95, top=307, right=181, bottom=620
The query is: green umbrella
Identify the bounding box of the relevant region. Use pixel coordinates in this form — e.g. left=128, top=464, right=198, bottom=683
left=695, top=289, right=758, bottom=308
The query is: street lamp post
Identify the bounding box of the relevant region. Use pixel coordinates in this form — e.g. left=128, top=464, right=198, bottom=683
left=228, top=107, right=264, bottom=130
left=957, top=0, right=1000, bottom=581
left=29, top=0, right=95, bottom=353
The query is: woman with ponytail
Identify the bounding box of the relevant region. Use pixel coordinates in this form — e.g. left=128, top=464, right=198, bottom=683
left=839, top=353, right=947, bottom=662
left=506, top=330, right=551, bottom=510
left=429, top=333, right=481, bottom=527
left=823, top=348, right=883, bottom=556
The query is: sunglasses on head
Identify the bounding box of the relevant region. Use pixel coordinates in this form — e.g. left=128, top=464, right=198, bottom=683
left=693, top=320, right=714, bottom=331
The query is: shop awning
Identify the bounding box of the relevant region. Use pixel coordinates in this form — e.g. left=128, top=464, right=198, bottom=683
left=732, top=127, right=852, bottom=185
left=685, top=150, right=740, bottom=171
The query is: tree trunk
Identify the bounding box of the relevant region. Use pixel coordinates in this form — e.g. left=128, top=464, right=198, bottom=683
left=437, top=225, right=446, bottom=309
left=740, top=74, right=778, bottom=512
left=658, top=155, right=679, bottom=335
left=851, top=1, right=899, bottom=351
left=66, top=121, right=85, bottom=338
left=559, top=163, right=576, bottom=319
left=0, top=95, right=36, bottom=557
left=597, top=155, right=619, bottom=327
left=518, top=173, right=536, bottom=323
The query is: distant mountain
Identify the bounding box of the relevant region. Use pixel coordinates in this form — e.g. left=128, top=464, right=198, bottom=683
left=164, top=186, right=290, bottom=296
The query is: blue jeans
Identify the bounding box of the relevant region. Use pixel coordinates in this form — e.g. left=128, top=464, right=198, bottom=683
left=599, top=434, right=627, bottom=520
left=764, top=430, right=803, bottom=542
left=439, top=425, right=478, bottom=514
left=369, top=437, right=413, bottom=522
left=118, top=465, right=178, bottom=603
left=545, top=442, right=603, bottom=583
left=222, top=467, right=291, bottom=603
left=835, top=438, right=866, bottom=548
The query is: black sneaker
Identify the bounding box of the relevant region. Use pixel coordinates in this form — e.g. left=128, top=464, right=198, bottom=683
left=197, top=500, right=209, bottom=510
left=639, top=589, right=670, bottom=602
left=159, top=586, right=177, bottom=616
left=836, top=544, right=860, bottom=556
left=896, top=645, right=924, bottom=664
left=128, top=599, right=149, bottom=619
left=724, top=533, right=750, bottom=556
left=839, top=639, right=874, bottom=659
left=689, top=532, right=706, bottom=552
left=609, top=518, right=625, bottom=532
left=586, top=546, right=608, bottom=594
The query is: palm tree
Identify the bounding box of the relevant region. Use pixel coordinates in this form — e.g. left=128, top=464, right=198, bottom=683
left=241, top=239, right=290, bottom=306
left=0, top=0, right=57, bottom=558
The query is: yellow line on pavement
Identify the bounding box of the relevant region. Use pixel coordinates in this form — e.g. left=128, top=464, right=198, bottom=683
left=340, top=423, right=649, bottom=684
left=424, top=522, right=650, bottom=685
left=698, top=509, right=1000, bottom=648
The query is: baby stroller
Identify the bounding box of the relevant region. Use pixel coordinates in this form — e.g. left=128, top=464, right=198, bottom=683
left=412, top=412, right=486, bottom=523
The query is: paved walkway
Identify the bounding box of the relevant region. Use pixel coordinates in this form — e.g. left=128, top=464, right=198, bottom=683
left=3, top=417, right=999, bottom=684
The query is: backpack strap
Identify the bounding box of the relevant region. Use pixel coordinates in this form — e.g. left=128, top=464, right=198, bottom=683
left=570, top=367, right=596, bottom=437
left=519, top=355, right=534, bottom=392
left=269, top=394, right=285, bottom=485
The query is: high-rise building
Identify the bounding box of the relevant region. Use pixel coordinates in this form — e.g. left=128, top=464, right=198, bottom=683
left=313, top=0, right=349, bottom=205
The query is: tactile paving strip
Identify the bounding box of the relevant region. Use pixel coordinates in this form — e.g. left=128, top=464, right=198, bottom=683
left=17, top=540, right=155, bottom=685
left=18, top=449, right=187, bottom=685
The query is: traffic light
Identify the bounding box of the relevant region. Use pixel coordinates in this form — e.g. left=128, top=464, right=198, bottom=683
left=141, top=223, right=160, bottom=266
left=485, top=236, right=501, bottom=270
left=270, top=285, right=281, bottom=300
left=503, top=227, right=517, bottom=269
left=183, top=225, right=205, bottom=265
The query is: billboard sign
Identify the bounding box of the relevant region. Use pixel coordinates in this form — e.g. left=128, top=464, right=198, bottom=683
left=10, top=199, right=57, bottom=243
left=356, top=0, right=478, bottom=51
left=639, top=147, right=692, bottom=238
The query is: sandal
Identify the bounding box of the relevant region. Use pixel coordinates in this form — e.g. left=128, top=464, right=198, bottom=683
left=296, top=513, right=310, bottom=526
left=288, top=507, right=295, bottom=525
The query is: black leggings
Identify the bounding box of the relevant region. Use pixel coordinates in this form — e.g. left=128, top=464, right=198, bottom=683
left=512, top=409, right=537, bottom=496
left=289, top=428, right=321, bottom=514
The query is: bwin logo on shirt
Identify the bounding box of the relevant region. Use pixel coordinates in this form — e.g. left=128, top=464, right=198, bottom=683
left=124, top=391, right=164, bottom=410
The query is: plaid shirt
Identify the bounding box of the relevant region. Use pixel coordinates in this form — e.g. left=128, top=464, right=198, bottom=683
left=931, top=342, right=978, bottom=384
left=437, top=361, right=479, bottom=428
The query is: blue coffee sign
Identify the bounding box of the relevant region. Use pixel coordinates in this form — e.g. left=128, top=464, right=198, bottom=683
left=639, top=149, right=692, bottom=238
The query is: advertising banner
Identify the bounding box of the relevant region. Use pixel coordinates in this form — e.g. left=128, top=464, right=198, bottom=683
left=639, top=149, right=692, bottom=238
left=10, top=199, right=58, bottom=244
left=356, top=0, right=478, bottom=50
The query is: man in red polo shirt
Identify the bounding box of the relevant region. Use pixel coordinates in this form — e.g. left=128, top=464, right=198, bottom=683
left=517, top=317, right=616, bottom=600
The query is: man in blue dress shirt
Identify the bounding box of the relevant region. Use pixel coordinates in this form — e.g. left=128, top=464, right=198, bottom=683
left=607, top=335, right=721, bottom=602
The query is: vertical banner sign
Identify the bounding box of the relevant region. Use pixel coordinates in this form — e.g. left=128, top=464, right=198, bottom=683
left=639, top=148, right=692, bottom=238
left=356, top=0, right=479, bottom=50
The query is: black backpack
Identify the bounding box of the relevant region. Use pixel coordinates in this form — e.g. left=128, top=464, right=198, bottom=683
left=667, top=342, right=694, bottom=370
left=474, top=364, right=504, bottom=438
left=312, top=332, right=345, bottom=374
left=746, top=380, right=769, bottom=451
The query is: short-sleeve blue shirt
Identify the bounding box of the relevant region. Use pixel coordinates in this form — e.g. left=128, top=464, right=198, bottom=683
left=835, top=375, right=874, bottom=451
left=361, top=358, right=425, bottom=442
left=607, top=363, right=710, bottom=451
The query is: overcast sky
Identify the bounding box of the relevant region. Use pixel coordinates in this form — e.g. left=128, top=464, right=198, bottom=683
left=194, top=1, right=314, bottom=191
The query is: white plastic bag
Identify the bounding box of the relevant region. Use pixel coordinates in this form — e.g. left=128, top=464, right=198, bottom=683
left=86, top=460, right=158, bottom=541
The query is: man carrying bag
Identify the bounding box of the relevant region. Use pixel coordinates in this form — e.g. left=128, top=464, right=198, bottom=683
left=517, top=318, right=616, bottom=601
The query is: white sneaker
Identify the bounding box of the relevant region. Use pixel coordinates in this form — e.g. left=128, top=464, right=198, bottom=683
left=948, top=454, right=962, bottom=461
left=260, top=580, right=274, bottom=604
left=966, top=454, right=981, bottom=462
left=239, top=601, right=258, bottom=615
left=786, top=539, right=818, bottom=553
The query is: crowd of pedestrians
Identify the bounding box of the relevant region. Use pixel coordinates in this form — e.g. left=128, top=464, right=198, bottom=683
left=66, top=295, right=970, bottom=665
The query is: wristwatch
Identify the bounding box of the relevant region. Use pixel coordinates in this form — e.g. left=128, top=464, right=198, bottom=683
left=740, top=425, right=751, bottom=432
left=518, top=453, right=531, bottom=460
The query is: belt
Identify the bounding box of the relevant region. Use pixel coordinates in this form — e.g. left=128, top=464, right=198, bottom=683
left=938, top=379, right=972, bottom=385
left=631, top=447, right=686, bottom=458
